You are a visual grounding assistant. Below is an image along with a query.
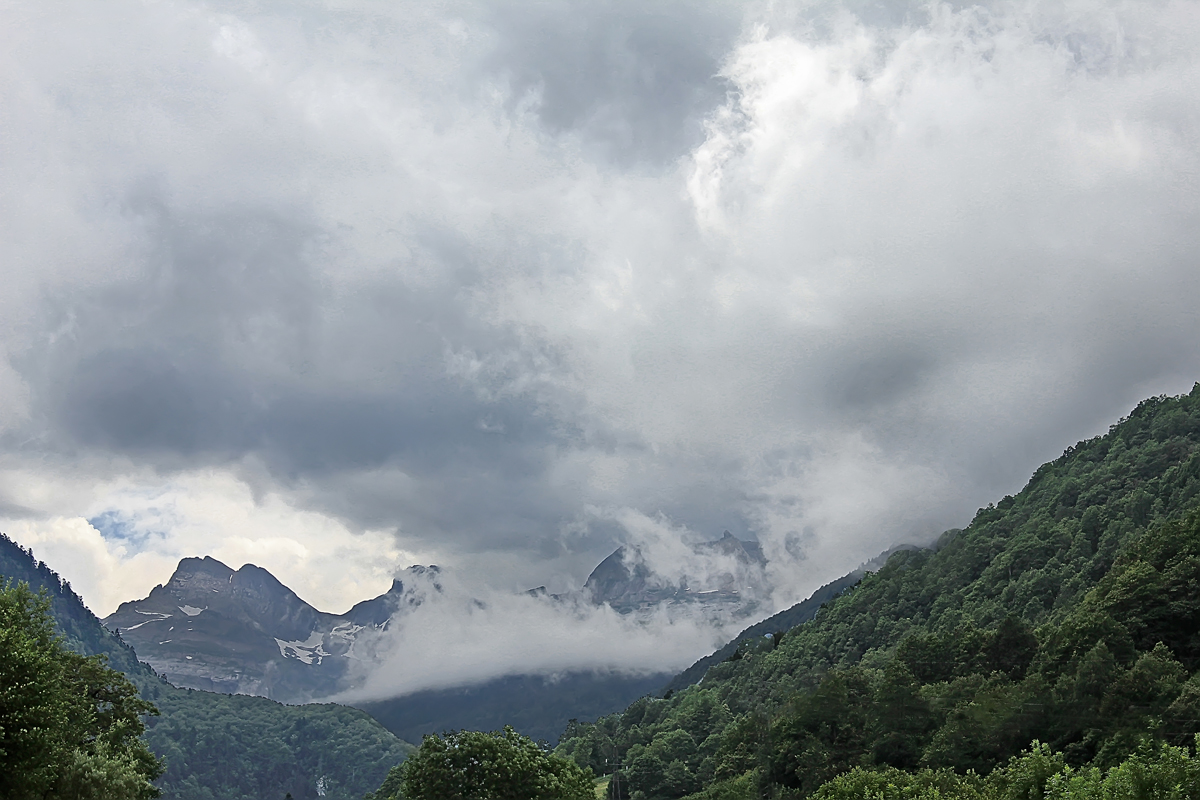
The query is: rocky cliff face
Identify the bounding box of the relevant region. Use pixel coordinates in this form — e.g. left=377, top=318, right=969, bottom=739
left=103, top=557, right=434, bottom=702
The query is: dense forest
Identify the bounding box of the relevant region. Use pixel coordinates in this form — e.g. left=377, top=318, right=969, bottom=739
left=0, top=533, right=413, bottom=800
left=556, top=386, right=1200, bottom=799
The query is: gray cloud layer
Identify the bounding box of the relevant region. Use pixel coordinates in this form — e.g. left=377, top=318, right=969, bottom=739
left=3, top=0, right=1200, bottom=643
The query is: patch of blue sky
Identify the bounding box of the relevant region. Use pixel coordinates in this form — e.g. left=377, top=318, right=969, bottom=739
left=87, top=509, right=166, bottom=546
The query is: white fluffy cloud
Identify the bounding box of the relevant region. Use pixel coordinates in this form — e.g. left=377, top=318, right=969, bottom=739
left=2, top=468, right=406, bottom=616
left=339, top=566, right=741, bottom=698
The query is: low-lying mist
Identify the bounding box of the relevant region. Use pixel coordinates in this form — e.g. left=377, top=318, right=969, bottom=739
left=336, top=566, right=742, bottom=700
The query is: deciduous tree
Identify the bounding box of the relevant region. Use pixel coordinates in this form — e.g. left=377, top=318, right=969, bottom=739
left=370, top=726, right=593, bottom=800
left=0, top=580, right=162, bottom=800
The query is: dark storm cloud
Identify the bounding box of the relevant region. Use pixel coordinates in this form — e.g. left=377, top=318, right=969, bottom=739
left=59, top=348, right=247, bottom=455
left=0, top=0, right=764, bottom=575
left=480, top=0, right=743, bottom=165
left=17, top=192, right=582, bottom=553
left=25, top=200, right=317, bottom=458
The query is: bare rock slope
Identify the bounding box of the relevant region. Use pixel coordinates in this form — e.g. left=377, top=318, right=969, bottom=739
left=104, top=556, right=431, bottom=701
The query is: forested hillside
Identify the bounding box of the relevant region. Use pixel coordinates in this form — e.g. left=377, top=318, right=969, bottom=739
left=661, top=553, right=915, bottom=697
left=0, top=534, right=413, bottom=800
left=556, top=387, right=1200, bottom=799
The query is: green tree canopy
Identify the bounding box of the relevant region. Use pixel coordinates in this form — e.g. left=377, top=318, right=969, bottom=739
left=0, top=579, right=163, bottom=800
left=558, top=386, right=1200, bottom=800
left=370, top=726, right=593, bottom=800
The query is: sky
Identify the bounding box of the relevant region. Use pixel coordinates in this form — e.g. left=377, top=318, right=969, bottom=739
left=2, top=0, right=1200, bottom=688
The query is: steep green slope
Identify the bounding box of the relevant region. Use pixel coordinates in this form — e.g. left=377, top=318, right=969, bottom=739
left=557, top=386, right=1200, bottom=799
left=0, top=538, right=148, bottom=679
left=662, top=563, right=892, bottom=697
left=0, top=534, right=413, bottom=800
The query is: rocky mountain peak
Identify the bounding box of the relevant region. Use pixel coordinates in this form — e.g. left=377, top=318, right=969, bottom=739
left=152, top=556, right=232, bottom=599
left=104, top=558, right=433, bottom=701
left=702, top=531, right=766, bottom=564
left=139, top=556, right=324, bottom=643
left=171, top=554, right=234, bottom=576
left=343, top=577, right=410, bottom=628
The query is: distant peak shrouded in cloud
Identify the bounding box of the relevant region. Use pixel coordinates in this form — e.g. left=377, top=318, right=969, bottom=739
left=1, top=0, right=1200, bottom=691
left=340, top=543, right=767, bottom=700
left=98, top=535, right=767, bottom=703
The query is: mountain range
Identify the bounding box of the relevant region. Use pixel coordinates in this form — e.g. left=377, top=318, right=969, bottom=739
left=8, top=386, right=1200, bottom=799
left=103, top=531, right=771, bottom=709
left=11, top=386, right=1200, bottom=796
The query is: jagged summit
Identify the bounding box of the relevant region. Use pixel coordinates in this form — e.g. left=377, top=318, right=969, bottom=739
left=104, top=557, right=431, bottom=702
left=120, top=556, right=326, bottom=644
left=174, top=554, right=233, bottom=575
left=344, top=577, right=416, bottom=628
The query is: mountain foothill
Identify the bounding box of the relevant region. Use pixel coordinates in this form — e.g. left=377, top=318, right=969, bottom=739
left=5, top=385, right=1200, bottom=798
left=0, top=532, right=413, bottom=800
left=1, top=511, right=776, bottom=796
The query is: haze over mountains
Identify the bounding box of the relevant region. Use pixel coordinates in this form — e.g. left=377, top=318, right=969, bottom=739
left=96, top=528, right=915, bottom=745
left=104, top=532, right=773, bottom=709
left=583, top=532, right=768, bottom=617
